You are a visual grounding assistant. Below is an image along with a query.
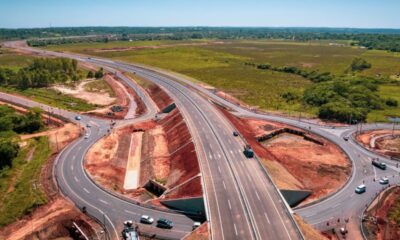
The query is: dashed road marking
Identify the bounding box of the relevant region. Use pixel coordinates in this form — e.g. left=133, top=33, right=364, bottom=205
left=99, top=199, right=109, bottom=205
left=222, top=181, right=227, bottom=190
left=255, top=191, right=261, bottom=201
left=228, top=200, right=232, bottom=210
left=74, top=176, right=79, bottom=182
left=264, top=212, right=271, bottom=224
left=234, top=223, right=238, bottom=236
left=83, top=188, right=90, bottom=193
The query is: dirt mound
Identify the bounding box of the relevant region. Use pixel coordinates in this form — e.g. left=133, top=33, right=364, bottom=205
left=220, top=108, right=351, bottom=204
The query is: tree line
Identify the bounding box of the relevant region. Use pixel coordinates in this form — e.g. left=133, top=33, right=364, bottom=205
left=4, top=27, right=397, bottom=53
left=0, top=58, right=83, bottom=89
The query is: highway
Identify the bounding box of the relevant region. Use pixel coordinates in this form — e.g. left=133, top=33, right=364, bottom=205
left=3, top=40, right=400, bottom=239
left=3, top=41, right=303, bottom=240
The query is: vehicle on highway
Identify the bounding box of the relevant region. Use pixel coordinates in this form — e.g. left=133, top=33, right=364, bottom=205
left=355, top=184, right=366, bottom=194
left=156, top=218, right=173, bottom=229
left=86, top=123, right=91, bottom=128
left=192, top=221, right=201, bottom=230
left=140, top=215, right=154, bottom=224
left=233, top=131, right=239, bottom=137
left=243, top=145, right=254, bottom=158
left=372, top=159, right=386, bottom=170
left=343, top=136, right=349, bottom=141
left=122, top=220, right=139, bottom=240
left=75, top=115, right=82, bottom=120
left=84, top=133, right=89, bottom=139
left=379, top=177, right=389, bottom=185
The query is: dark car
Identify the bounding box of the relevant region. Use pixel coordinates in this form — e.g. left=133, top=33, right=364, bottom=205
left=233, top=131, right=239, bottom=137
left=157, top=218, right=173, bottom=229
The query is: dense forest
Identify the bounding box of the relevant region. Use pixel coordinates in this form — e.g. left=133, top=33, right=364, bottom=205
left=0, top=58, right=83, bottom=89
left=0, top=27, right=398, bottom=52
left=0, top=106, right=44, bottom=170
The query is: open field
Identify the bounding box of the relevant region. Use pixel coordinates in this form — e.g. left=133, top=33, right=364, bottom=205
left=0, top=137, right=51, bottom=227
left=41, top=40, right=400, bottom=121
left=0, top=48, right=37, bottom=70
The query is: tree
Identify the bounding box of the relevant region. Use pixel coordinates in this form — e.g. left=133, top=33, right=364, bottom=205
left=87, top=71, right=94, bottom=78
left=0, top=140, right=19, bottom=169
left=350, top=58, right=372, bottom=72
left=94, top=68, right=104, bottom=79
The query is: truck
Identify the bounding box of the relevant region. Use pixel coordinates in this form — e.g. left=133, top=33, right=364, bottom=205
left=243, top=145, right=254, bottom=158
left=372, top=159, right=386, bottom=170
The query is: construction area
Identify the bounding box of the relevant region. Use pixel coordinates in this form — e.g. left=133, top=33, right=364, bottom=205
left=220, top=108, right=351, bottom=205
left=357, top=129, right=400, bottom=159
left=84, top=78, right=203, bottom=212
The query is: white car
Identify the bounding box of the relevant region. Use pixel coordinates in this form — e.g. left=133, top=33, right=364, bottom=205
left=140, top=215, right=154, bottom=224
left=84, top=134, right=89, bottom=139
left=379, top=177, right=389, bottom=185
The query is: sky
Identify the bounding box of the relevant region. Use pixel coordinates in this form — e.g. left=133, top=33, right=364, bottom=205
left=1, top=0, right=399, bottom=29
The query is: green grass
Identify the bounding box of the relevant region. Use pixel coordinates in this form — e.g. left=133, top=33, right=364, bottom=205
left=368, top=84, right=400, bottom=122
left=41, top=40, right=400, bottom=121
left=84, top=79, right=115, bottom=97
left=0, top=137, right=51, bottom=227
left=0, top=48, right=37, bottom=70
left=43, top=39, right=203, bottom=53
left=0, top=87, right=97, bottom=112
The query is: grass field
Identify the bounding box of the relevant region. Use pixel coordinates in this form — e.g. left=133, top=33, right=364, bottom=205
left=0, top=48, right=37, bottom=70
left=41, top=40, right=400, bottom=121
left=0, top=137, right=51, bottom=227
left=0, top=87, right=97, bottom=112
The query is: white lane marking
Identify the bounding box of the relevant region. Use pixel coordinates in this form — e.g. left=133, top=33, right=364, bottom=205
left=99, top=199, right=109, bottom=205
left=72, top=155, right=76, bottom=160
left=209, top=154, right=213, bottom=160
left=228, top=200, right=232, bottom=210
left=255, top=191, right=261, bottom=201
left=264, top=212, right=271, bottom=224
left=230, top=150, right=234, bottom=154
left=124, top=209, right=139, bottom=215
left=71, top=165, right=74, bottom=171
left=234, top=223, right=238, bottom=236
left=74, top=176, right=79, bottom=182
left=222, top=181, right=227, bottom=190
left=218, top=166, right=222, bottom=173
left=83, top=188, right=90, bottom=193
left=217, top=154, right=221, bottom=159
left=238, top=150, right=242, bottom=153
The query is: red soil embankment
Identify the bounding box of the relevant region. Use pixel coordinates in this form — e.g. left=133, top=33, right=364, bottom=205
left=85, top=80, right=202, bottom=203
left=220, top=108, right=351, bottom=204
left=357, top=130, right=400, bottom=159
left=365, top=186, right=400, bottom=240
left=146, top=84, right=173, bottom=110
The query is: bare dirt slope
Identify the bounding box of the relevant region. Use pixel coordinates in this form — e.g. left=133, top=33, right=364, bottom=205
left=221, top=108, right=351, bottom=204
left=52, top=80, right=116, bottom=106
left=364, top=186, right=400, bottom=240
left=0, top=198, right=99, bottom=240
left=357, top=130, right=400, bottom=159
